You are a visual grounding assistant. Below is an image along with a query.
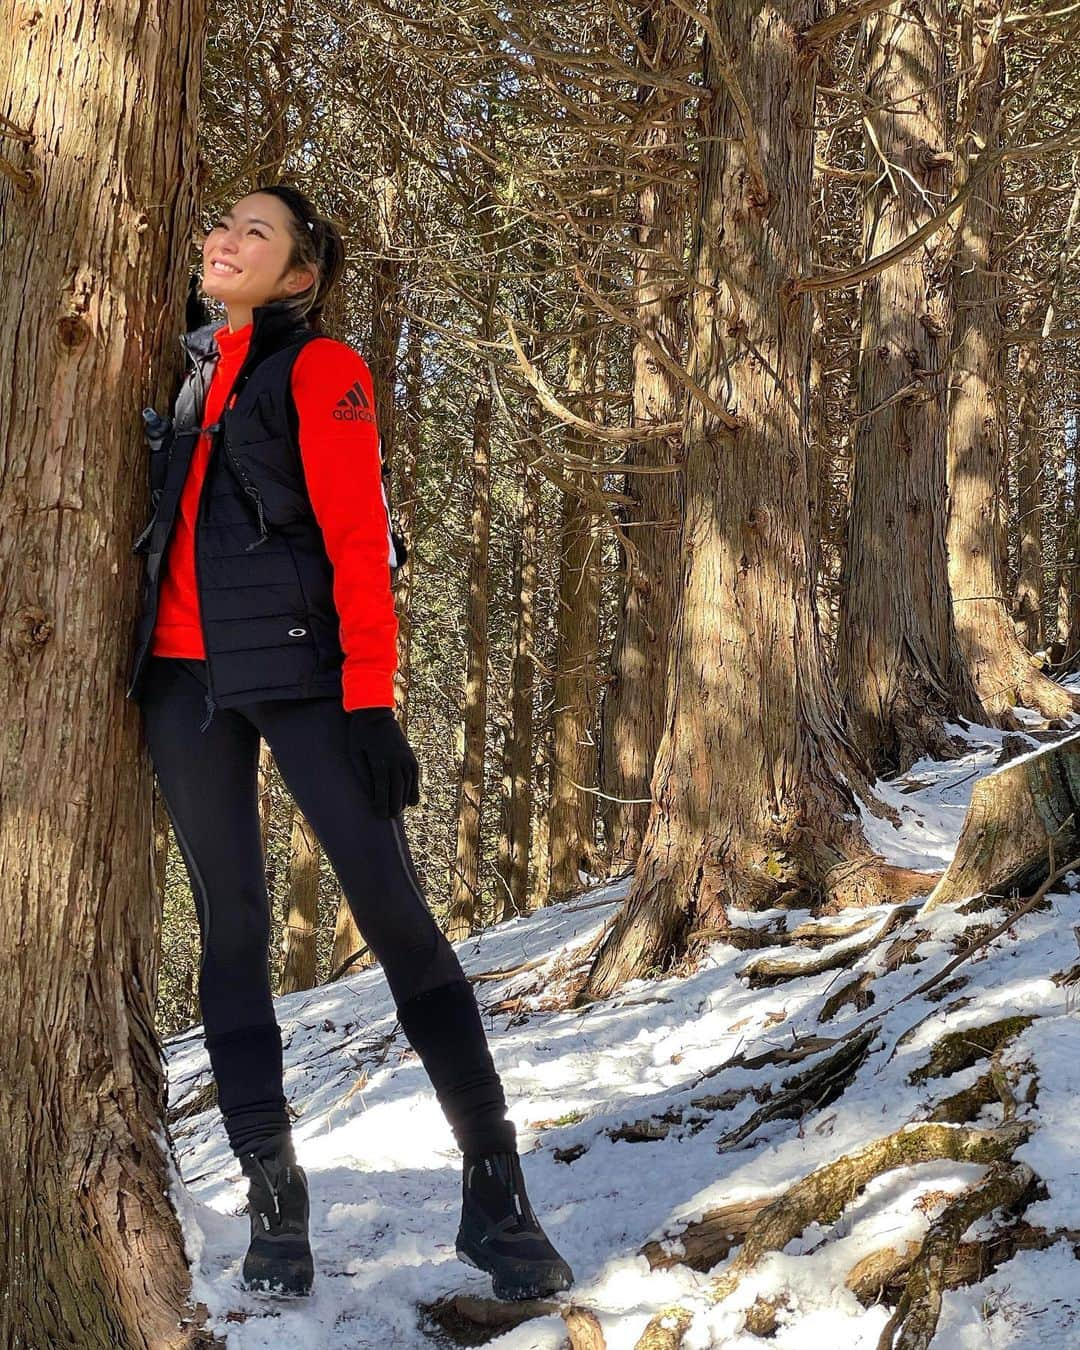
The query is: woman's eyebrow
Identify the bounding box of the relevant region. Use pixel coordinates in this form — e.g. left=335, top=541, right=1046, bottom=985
left=221, top=210, right=276, bottom=232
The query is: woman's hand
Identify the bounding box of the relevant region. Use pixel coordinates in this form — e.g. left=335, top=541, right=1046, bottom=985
left=347, top=707, right=420, bottom=817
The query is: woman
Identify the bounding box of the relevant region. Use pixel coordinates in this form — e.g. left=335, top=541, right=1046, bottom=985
left=126, top=182, right=573, bottom=1303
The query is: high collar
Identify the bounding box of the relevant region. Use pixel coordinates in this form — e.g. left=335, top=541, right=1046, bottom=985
left=180, top=297, right=313, bottom=365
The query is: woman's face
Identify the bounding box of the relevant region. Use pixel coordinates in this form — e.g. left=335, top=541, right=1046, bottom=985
left=200, top=192, right=316, bottom=309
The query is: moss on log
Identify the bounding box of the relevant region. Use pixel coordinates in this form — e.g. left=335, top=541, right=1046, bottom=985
left=907, top=1016, right=1034, bottom=1085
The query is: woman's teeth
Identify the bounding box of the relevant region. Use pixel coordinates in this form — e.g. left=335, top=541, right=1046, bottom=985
left=211, top=260, right=240, bottom=274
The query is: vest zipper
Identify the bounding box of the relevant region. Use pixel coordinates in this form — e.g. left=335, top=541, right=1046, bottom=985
left=193, top=368, right=219, bottom=732
left=194, top=464, right=217, bottom=733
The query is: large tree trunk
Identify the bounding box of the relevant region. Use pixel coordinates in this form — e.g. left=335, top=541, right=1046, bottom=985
left=945, top=0, right=1079, bottom=722
left=579, top=0, right=922, bottom=1004
left=836, top=0, right=985, bottom=773
left=599, top=0, right=689, bottom=875
left=547, top=322, right=607, bottom=900
left=0, top=2, right=211, bottom=1343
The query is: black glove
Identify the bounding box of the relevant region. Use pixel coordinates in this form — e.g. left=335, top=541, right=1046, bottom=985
left=347, top=707, right=420, bottom=818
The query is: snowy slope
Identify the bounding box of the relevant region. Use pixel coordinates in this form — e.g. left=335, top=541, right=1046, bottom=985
left=162, top=696, right=1080, bottom=1349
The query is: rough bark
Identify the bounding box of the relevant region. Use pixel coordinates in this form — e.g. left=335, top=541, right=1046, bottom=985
left=921, top=732, right=1080, bottom=911
left=945, top=0, right=1079, bottom=721
left=578, top=0, right=918, bottom=1004
left=548, top=321, right=607, bottom=900
left=600, top=0, right=689, bottom=874
left=1012, top=291, right=1047, bottom=652
left=0, top=0, right=215, bottom=1343
left=280, top=804, right=319, bottom=994
left=837, top=0, right=985, bottom=772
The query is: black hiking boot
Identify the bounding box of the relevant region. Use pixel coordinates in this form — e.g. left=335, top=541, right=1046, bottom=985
left=455, top=1149, right=574, bottom=1301
left=238, top=1134, right=314, bottom=1297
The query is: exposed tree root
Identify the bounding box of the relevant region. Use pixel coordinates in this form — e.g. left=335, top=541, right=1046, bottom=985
left=641, top=1198, right=773, bottom=1272
left=565, top=1306, right=608, bottom=1349
left=743, top=1295, right=791, bottom=1336
left=632, top=1305, right=694, bottom=1348
left=709, top=1122, right=1030, bottom=1303
left=907, top=1016, right=1035, bottom=1085
left=819, top=972, right=876, bottom=1022
left=846, top=1242, right=923, bottom=1305
left=715, top=1029, right=878, bottom=1152
left=419, top=1292, right=605, bottom=1347
left=740, top=906, right=920, bottom=987
left=876, top=1162, right=1036, bottom=1350
left=880, top=928, right=930, bottom=973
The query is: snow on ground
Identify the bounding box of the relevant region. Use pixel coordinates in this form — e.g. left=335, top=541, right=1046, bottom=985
left=163, top=683, right=1080, bottom=1348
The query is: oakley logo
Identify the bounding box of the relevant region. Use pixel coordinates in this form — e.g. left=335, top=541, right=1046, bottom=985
left=288, top=627, right=307, bottom=637
left=332, top=379, right=375, bottom=423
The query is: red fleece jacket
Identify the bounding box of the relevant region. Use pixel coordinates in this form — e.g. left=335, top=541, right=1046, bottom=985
left=150, top=321, right=399, bottom=710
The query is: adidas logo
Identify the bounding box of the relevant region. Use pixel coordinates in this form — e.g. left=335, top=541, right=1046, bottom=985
left=332, top=379, right=375, bottom=423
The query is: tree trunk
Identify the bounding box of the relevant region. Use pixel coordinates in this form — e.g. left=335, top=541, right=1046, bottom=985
left=280, top=805, right=319, bottom=994
left=496, top=442, right=541, bottom=923
left=1012, top=290, right=1047, bottom=652
left=600, top=0, right=689, bottom=876
left=836, top=0, right=985, bottom=773
left=447, top=370, right=494, bottom=939
left=0, top=1, right=213, bottom=1342
left=945, top=0, right=1078, bottom=722
left=579, top=0, right=920, bottom=1004
left=548, top=323, right=607, bottom=900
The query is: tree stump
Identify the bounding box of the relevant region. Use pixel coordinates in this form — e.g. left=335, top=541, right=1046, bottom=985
left=921, top=732, right=1080, bottom=912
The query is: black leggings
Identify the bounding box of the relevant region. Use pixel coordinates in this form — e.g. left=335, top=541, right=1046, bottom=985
left=139, top=655, right=516, bottom=1160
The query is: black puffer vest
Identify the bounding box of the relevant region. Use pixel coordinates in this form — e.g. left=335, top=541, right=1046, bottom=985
left=125, top=299, right=403, bottom=730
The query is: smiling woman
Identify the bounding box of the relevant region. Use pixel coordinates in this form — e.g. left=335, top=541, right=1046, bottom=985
left=127, top=182, right=574, bottom=1305
left=198, top=187, right=342, bottom=335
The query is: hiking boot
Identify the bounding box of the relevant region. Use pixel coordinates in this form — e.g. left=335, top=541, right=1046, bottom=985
left=238, top=1134, right=314, bottom=1297
left=455, top=1149, right=574, bottom=1301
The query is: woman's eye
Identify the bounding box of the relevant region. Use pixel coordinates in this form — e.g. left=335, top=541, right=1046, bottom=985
left=211, top=220, right=264, bottom=237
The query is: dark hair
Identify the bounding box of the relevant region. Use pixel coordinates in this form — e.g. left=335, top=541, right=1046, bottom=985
left=249, top=183, right=345, bottom=334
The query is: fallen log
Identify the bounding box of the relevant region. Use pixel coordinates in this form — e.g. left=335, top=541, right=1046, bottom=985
left=921, top=732, right=1080, bottom=912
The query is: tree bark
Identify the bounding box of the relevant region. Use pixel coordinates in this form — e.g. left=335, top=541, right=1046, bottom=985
left=945, top=0, right=1078, bottom=721
left=447, top=369, right=494, bottom=938
left=0, top=0, right=214, bottom=1343
left=1012, top=290, right=1047, bottom=652
left=496, top=441, right=541, bottom=922
left=600, top=0, right=689, bottom=875
left=548, top=322, right=607, bottom=900
left=921, top=732, right=1080, bottom=912
left=579, top=0, right=917, bottom=1003
left=836, top=0, right=986, bottom=772
left=280, top=805, right=319, bottom=994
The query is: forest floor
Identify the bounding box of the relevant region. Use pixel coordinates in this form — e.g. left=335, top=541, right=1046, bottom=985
left=164, top=678, right=1080, bottom=1349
